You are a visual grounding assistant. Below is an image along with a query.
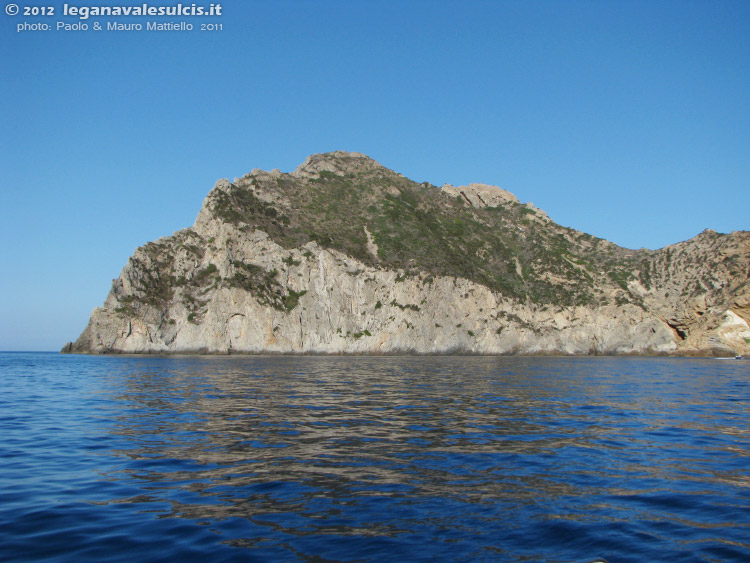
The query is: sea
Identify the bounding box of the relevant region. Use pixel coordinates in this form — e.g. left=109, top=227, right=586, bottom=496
left=1, top=352, right=748, bottom=562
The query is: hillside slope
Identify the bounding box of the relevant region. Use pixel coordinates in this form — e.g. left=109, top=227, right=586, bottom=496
left=64, top=152, right=750, bottom=355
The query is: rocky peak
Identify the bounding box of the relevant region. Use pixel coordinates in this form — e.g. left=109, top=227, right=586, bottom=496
left=440, top=182, right=550, bottom=222
left=291, top=151, right=384, bottom=179
left=440, top=182, right=520, bottom=208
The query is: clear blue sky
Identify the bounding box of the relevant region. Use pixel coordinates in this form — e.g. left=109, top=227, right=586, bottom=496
left=1, top=0, right=748, bottom=351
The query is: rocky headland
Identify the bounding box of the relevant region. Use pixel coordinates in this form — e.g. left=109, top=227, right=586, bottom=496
left=64, top=152, right=750, bottom=356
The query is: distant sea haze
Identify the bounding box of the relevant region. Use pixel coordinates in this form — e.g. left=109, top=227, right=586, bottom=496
left=2, top=353, right=749, bottom=562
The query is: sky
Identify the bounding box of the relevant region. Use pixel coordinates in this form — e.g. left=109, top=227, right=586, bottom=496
left=1, top=0, right=748, bottom=351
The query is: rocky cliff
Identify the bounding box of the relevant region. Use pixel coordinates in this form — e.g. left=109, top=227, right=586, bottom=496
left=64, top=152, right=750, bottom=356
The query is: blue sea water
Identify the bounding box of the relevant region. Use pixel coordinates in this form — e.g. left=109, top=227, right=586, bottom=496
left=0, top=353, right=748, bottom=562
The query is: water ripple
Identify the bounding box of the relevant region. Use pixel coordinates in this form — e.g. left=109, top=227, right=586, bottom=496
left=1, top=353, right=748, bottom=562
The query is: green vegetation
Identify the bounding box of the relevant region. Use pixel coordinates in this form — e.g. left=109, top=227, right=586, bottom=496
left=211, top=181, right=289, bottom=234
left=227, top=261, right=306, bottom=312
left=390, top=300, right=420, bottom=312
left=114, top=230, right=223, bottom=318
left=607, top=268, right=632, bottom=291
left=203, top=155, right=639, bottom=306
left=114, top=304, right=136, bottom=316
left=115, top=152, right=747, bottom=324
left=615, top=294, right=631, bottom=306
left=284, top=289, right=308, bottom=311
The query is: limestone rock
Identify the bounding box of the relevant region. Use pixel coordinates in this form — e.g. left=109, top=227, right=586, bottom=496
left=64, top=152, right=750, bottom=356
left=441, top=182, right=520, bottom=208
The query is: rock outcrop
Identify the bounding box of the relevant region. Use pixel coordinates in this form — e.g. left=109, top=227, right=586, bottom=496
left=64, top=152, right=750, bottom=356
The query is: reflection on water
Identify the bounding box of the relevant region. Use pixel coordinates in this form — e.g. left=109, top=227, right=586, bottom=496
left=98, top=357, right=750, bottom=561
left=2, top=354, right=749, bottom=562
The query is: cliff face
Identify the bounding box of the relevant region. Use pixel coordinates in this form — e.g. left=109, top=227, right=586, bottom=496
left=64, top=152, right=750, bottom=356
